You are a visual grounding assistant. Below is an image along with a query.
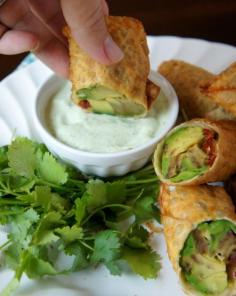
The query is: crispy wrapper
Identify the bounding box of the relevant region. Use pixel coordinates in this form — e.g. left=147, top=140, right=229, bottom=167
left=158, top=60, right=236, bottom=120
left=160, top=184, right=236, bottom=296
left=201, top=62, right=236, bottom=117
left=154, top=118, right=236, bottom=185
left=64, top=16, right=156, bottom=115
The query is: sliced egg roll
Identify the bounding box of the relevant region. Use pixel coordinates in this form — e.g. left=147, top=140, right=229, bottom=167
left=158, top=60, right=236, bottom=120
left=161, top=184, right=236, bottom=296
left=202, top=62, right=236, bottom=117
left=154, top=119, right=236, bottom=185
left=64, top=16, right=160, bottom=117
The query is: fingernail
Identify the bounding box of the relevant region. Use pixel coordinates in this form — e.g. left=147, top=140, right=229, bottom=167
left=104, top=35, right=124, bottom=63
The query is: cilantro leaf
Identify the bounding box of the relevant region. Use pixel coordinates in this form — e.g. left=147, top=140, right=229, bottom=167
left=84, top=179, right=127, bottom=213
left=105, top=260, right=122, bottom=276
left=91, top=230, right=121, bottom=264
left=24, top=253, right=58, bottom=279
left=75, top=196, right=87, bottom=225
left=5, top=243, right=21, bottom=270
left=64, top=242, right=89, bottom=271
left=8, top=138, right=37, bottom=178
left=56, top=225, right=83, bottom=243
left=0, top=146, right=8, bottom=169
left=125, top=224, right=149, bottom=249
left=122, top=247, right=161, bottom=279
left=36, top=152, right=68, bottom=185
left=33, top=212, right=64, bottom=245
left=134, top=196, right=160, bottom=223
left=8, top=209, right=39, bottom=249
left=85, top=180, right=107, bottom=212
left=33, top=186, right=52, bottom=210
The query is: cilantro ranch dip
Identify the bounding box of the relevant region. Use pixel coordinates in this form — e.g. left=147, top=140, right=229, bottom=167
left=47, top=82, right=168, bottom=153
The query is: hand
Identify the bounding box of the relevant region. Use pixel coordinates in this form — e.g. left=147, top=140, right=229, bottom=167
left=0, top=0, right=123, bottom=77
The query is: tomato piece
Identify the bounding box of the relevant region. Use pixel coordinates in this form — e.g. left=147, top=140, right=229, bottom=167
left=78, top=100, right=91, bottom=109
left=202, top=129, right=216, bottom=166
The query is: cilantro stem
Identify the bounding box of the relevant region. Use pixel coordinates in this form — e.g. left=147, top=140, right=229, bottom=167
left=36, top=179, right=83, bottom=193
left=125, top=178, right=158, bottom=185
left=0, top=179, right=7, bottom=190
left=0, top=240, right=11, bottom=251
left=0, top=199, right=27, bottom=205
left=67, top=179, right=85, bottom=185
left=0, top=209, right=24, bottom=215
left=82, top=204, right=131, bottom=226
left=80, top=240, right=94, bottom=251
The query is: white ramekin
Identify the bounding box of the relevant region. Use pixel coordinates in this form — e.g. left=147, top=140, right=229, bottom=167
left=33, top=71, right=179, bottom=177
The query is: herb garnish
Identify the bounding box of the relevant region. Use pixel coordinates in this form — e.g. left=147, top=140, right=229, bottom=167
left=0, top=138, right=161, bottom=296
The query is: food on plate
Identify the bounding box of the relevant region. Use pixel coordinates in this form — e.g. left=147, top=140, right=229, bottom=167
left=158, top=60, right=236, bottom=120
left=0, top=138, right=161, bottom=296
left=201, top=62, right=236, bottom=117
left=153, top=118, right=236, bottom=185
left=160, top=184, right=236, bottom=296
left=64, top=16, right=160, bottom=116
left=47, top=82, right=168, bottom=153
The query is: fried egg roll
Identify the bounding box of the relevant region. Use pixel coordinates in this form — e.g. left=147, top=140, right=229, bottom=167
left=158, top=60, right=236, bottom=120
left=154, top=119, right=236, bottom=185
left=202, top=62, right=236, bottom=117
left=64, top=16, right=160, bottom=116
left=161, top=184, right=236, bottom=296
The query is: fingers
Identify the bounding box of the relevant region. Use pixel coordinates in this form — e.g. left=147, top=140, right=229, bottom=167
left=34, top=37, right=69, bottom=78
left=60, top=0, right=123, bottom=65
left=0, top=23, right=7, bottom=36
left=27, top=0, right=66, bottom=45
left=101, top=0, right=109, bottom=15
left=0, top=29, right=39, bottom=54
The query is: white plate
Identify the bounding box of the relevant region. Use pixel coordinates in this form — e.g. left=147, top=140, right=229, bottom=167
left=1, top=36, right=236, bottom=296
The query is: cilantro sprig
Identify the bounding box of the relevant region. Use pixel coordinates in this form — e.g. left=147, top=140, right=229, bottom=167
left=0, top=137, right=161, bottom=296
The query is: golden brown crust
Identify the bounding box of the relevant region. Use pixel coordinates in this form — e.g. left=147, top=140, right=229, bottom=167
left=146, top=79, right=160, bottom=109
left=154, top=118, right=236, bottom=185
left=63, top=16, right=150, bottom=112
left=160, top=184, right=236, bottom=296
left=201, top=62, right=236, bottom=116
left=158, top=60, right=236, bottom=120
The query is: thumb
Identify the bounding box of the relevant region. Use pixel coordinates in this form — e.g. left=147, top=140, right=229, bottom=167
left=60, top=0, right=123, bottom=64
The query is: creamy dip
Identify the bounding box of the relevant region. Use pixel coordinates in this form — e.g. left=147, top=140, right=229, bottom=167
left=47, top=82, right=168, bottom=153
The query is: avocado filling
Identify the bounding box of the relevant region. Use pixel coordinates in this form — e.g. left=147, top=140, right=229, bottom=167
left=76, top=85, right=146, bottom=116
left=161, top=126, right=217, bottom=182
left=180, top=220, right=236, bottom=295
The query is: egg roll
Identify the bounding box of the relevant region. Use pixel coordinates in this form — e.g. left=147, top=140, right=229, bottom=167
left=63, top=16, right=160, bottom=117
left=161, top=184, right=236, bottom=296
left=201, top=62, right=236, bottom=117
left=158, top=60, right=236, bottom=120
left=153, top=118, right=236, bottom=185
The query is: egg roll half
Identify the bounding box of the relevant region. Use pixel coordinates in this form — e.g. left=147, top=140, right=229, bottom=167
left=201, top=62, right=236, bottom=117
left=154, top=118, right=236, bottom=185
left=161, top=184, right=236, bottom=296
left=64, top=16, right=160, bottom=117
left=158, top=60, right=236, bottom=120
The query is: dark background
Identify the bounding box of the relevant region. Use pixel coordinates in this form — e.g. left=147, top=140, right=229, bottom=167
left=1, top=0, right=236, bottom=79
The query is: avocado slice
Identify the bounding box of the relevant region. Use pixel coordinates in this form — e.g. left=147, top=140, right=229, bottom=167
left=76, top=85, right=146, bottom=116
left=89, top=100, right=115, bottom=115
left=108, top=98, right=146, bottom=116
left=164, top=127, right=204, bottom=157
left=77, top=85, right=121, bottom=100
left=182, top=254, right=227, bottom=295
left=180, top=220, right=236, bottom=295
left=161, top=127, right=209, bottom=181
